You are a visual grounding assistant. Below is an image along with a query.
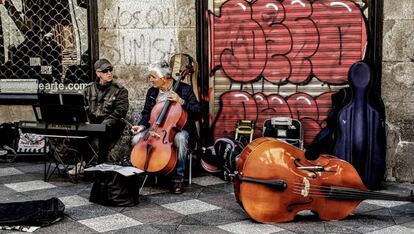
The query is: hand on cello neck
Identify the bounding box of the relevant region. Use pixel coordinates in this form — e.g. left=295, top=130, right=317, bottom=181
left=149, top=130, right=161, bottom=138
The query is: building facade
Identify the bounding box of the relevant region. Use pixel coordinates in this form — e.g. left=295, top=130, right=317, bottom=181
left=0, top=0, right=412, bottom=182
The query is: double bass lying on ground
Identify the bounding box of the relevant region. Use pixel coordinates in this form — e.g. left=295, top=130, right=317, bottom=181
left=234, top=138, right=413, bottom=223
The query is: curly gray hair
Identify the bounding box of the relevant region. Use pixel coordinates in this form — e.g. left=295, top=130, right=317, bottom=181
left=148, top=60, right=172, bottom=78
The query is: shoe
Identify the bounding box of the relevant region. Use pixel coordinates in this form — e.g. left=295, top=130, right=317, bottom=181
left=171, top=182, right=184, bottom=194
left=68, top=161, right=86, bottom=175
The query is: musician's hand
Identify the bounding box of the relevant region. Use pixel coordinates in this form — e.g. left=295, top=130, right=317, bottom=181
left=131, top=125, right=145, bottom=135
left=167, top=91, right=185, bottom=105
left=149, top=131, right=161, bottom=138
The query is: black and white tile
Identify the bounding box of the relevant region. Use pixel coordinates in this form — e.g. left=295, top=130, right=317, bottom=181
left=1, top=162, right=414, bottom=233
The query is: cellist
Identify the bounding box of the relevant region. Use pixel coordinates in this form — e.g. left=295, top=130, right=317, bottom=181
left=130, top=60, right=201, bottom=194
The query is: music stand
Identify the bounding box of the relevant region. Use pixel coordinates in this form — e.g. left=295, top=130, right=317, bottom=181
left=34, top=92, right=93, bottom=182
left=36, top=92, right=88, bottom=124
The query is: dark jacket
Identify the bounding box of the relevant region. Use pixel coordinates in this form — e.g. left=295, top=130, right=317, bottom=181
left=138, top=81, right=201, bottom=139
left=83, top=80, right=129, bottom=127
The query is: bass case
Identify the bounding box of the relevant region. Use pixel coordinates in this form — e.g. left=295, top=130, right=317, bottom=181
left=306, top=61, right=386, bottom=189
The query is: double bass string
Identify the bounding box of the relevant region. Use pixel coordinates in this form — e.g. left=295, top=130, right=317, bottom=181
left=290, top=183, right=411, bottom=201
left=291, top=183, right=394, bottom=199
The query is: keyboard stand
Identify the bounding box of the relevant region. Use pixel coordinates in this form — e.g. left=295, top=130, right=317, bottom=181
left=44, top=135, right=100, bottom=183
left=40, top=122, right=100, bottom=183
left=24, top=97, right=103, bottom=182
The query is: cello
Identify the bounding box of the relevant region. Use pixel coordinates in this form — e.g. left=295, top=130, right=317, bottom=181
left=234, top=138, right=413, bottom=223
left=130, top=67, right=193, bottom=174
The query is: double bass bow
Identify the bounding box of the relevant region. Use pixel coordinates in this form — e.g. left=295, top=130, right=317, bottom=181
left=130, top=66, right=193, bottom=174
left=234, top=138, right=413, bottom=223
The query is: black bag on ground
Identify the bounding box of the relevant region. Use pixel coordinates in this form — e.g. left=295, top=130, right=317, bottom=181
left=200, top=138, right=244, bottom=181
left=0, top=198, right=65, bottom=227
left=0, top=122, right=17, bottom=147
left=89, top=171, right=140, bottom=207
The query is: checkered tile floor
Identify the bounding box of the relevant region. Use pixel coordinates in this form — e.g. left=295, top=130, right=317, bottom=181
left=1, top=161, right=414, bottom=233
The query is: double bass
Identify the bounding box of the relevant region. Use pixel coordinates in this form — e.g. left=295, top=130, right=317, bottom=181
left=234, top=138, right=413, bottom=223
left=130, top=67, right=192, bottom=174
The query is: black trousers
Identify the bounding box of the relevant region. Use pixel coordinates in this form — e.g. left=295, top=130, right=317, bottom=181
left=89, top=122, right=125, bottom=163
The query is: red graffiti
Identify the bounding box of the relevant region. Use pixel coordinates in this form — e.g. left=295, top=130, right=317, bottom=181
left=210, top=0, right=367, bottom=148
left=287, top=93, right=319, bottom=120
left=209, top=0, right=367, bottom=84
left=301, top=118, right=322, bottom=147
left=315, top=91, right=336, bottom=123
left=283, top=1, right=317, bottom=83
left=213, top=90, right=336, bottom=147
left=210, top=0, right=267, bottom=83
left=252, top=0, right=291, bottom=83
left=213, top=91, right=258, bottom=139
left=312, top=0, right=367, bottom=83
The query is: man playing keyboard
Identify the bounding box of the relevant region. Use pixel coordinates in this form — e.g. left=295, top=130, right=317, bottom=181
left=72, top=59, right=128, bottom=174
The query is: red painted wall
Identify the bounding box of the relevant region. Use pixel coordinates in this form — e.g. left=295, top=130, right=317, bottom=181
left=209, top=0, right=367, bottom=147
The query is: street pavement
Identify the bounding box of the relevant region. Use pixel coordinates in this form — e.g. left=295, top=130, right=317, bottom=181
left=1, top=161, right=414, bottom=233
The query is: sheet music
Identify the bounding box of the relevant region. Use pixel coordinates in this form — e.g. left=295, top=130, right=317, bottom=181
left=84, top=163, right=144, bottom=177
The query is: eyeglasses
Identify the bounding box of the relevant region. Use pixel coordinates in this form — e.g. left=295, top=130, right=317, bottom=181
left=99, top=67, right=113, bottom=73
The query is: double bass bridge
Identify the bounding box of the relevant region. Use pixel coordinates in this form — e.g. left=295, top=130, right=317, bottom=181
left=301, top=177, right=310, bottom=197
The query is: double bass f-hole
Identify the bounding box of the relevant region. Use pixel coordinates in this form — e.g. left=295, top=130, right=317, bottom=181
left=294, top=158, right=329, bottom=175
left=294, top=158, right=318, bottom=178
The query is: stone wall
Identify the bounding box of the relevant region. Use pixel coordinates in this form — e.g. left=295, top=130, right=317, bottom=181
left=96, top=0, right=196, bottom=159
left=97, top=0, right=196, bottom=115
left=383, top=0, right=414, bottom=182
left=0, top=0, right=413, bottom=182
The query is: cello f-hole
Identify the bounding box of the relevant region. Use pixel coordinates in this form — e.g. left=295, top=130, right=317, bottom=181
left=162, top=130, right=168, bottom=144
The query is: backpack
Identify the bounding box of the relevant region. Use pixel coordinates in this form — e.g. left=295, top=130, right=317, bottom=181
left=0, top=198, right=65, bottom=227
left=0, top=122, right=17, bottom=147
left=200, top=138, right=244, bottom=181
left=0, top=122, right=18, bottom=162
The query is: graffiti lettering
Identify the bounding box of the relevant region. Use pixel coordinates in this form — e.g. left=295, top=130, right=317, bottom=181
left=210, top=0, right=367, bottom=147
left=213, top=91, right=333, bottom=147
left=101, top=33, right=193, bottom=65
left=103, top=5, right=196, bottom=28
left=118, top=7, right=136, bottom=27
left=210, top=0, right=367, bottom=84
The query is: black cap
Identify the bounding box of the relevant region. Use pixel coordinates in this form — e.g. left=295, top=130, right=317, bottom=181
left=94, top=58, right=112, bottom=71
